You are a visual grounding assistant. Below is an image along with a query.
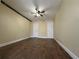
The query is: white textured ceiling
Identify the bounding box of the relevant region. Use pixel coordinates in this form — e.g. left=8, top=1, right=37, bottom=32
left=2, top=0, right=62, bottom=21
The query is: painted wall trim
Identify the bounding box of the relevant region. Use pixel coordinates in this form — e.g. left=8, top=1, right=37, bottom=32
left=31, top=36, right=54, bottom=39
left=55, top=39, right=79, bottom=59
left=30, top=37, right=54, bottom=39
left=1, top=0, right=32, bottom=22
left=0, top=37, right=30, bottom=48
left=38, top=37, right=53, bottom=38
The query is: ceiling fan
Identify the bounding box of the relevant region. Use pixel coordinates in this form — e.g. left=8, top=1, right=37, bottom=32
left=31, top=0, right=61, bottom=17
left=33, top=8, right=45, bottom=17
left=23, top=0, right=56, bottom=17
left=31, top=0, right=46, bottom=17
left=23, top=0, right=48, bottom=17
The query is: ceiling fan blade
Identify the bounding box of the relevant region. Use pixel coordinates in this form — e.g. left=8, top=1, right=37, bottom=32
left=40, top=11, right=45, bottom=13
left=40, top=14, right=43, bottom=17
left=32, top=0, right=39, bottom=10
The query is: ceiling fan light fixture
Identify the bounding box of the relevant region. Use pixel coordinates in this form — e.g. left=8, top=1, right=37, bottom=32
left=32, top=7, right=45, bottom=17
left=36, top=13, right=40, bottom=16
left=33, top=13, right=40, bottom=17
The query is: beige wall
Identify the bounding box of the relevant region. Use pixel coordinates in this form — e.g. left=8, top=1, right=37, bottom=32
left=54, top=0, right=79, bottom=57
left=0, top=4, right=31, bottom=44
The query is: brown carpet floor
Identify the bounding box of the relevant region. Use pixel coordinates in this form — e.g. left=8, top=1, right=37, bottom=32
left=0, top=38, right=72, bottom=59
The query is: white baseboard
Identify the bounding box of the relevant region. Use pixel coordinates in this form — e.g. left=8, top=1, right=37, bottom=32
left=55, top=39, right=79, bottom=59
left=0, top=37, right=30, bottom=48
left=31, top=36, right=54, bottom=39
left=37, top=37, right=53, bottom=39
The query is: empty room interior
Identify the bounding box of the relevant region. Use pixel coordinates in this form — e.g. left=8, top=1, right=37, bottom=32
left=0, top=0, right=79, bottom=59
